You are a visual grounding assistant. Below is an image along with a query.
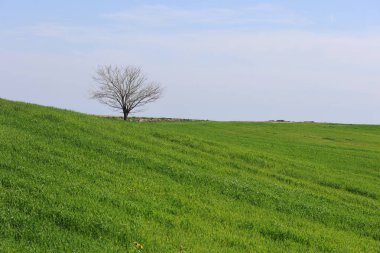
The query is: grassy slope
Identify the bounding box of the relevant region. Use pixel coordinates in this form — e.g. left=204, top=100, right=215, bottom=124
left=0, top=98, right=379, bottom=252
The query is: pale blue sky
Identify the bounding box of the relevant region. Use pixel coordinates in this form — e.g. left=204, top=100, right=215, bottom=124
left=1, top=1, right=379, bottom=123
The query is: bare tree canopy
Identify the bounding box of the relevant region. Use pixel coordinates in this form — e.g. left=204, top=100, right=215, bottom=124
left=91, top=65, right=163, bottom=120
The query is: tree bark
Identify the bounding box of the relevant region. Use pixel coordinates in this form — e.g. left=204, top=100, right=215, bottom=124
left=123, top=111, right=128, bottom=121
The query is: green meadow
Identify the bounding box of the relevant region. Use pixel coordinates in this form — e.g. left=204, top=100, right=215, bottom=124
left=0, top=98, right=379, bottom=252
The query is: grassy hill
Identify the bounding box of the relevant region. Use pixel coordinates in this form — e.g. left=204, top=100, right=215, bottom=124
left=0, top=98, right=379, bottom=252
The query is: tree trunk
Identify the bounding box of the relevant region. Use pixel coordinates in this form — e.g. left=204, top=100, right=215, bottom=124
left=123, top=111, right=128, bottom=121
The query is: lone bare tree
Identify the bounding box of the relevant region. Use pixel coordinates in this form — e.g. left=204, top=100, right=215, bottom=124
left=91, top=65, right=163, bottom=120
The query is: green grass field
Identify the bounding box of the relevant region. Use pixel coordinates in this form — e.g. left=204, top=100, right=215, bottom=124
left=0, top=98, right=379, bottom=252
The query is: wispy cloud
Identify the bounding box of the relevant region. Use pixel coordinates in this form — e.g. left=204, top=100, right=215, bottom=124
left=102, top=4, right=311, bottom=28
left=1, top=3, right=380, bottom=123
left=3, top=23, right=132, bottom=47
